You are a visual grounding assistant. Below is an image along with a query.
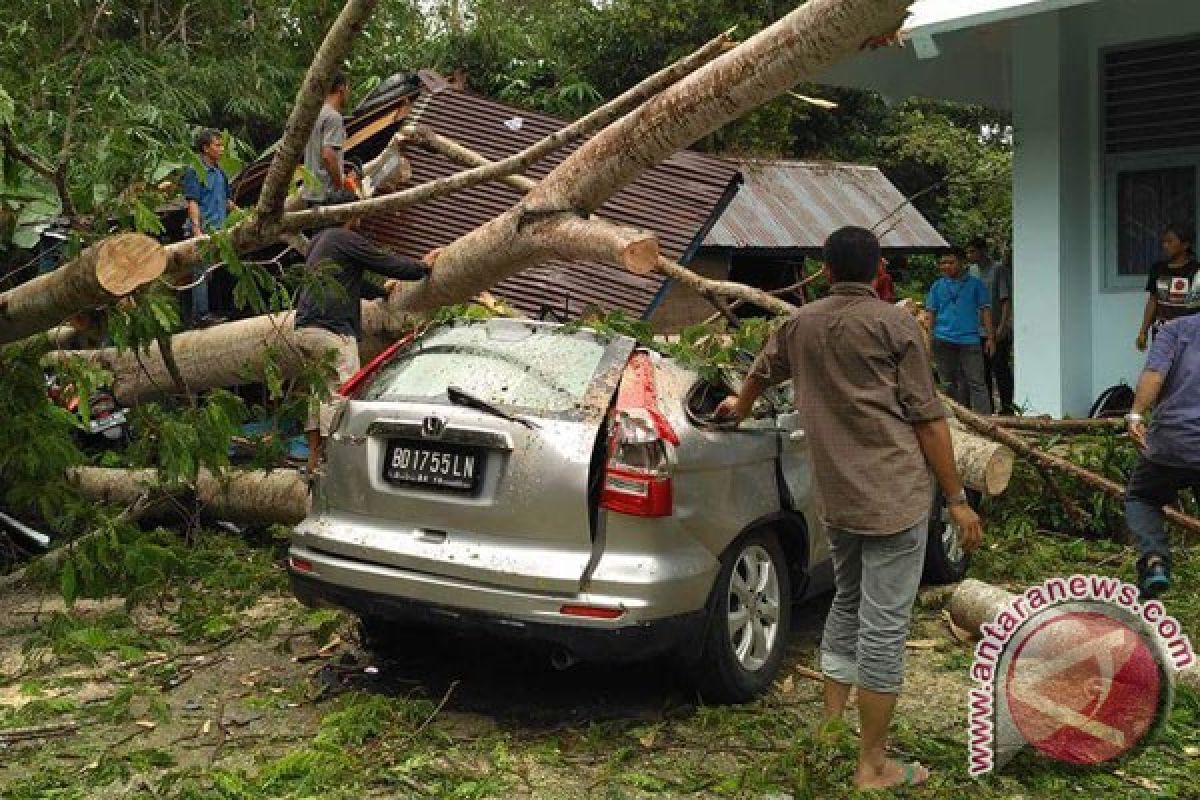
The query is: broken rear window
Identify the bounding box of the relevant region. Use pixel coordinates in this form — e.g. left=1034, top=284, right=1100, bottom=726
left=357, top=320, right=612, bottom=415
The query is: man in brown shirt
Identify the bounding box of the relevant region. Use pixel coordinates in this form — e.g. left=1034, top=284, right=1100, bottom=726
left=717, top=226, right=983, bottom=791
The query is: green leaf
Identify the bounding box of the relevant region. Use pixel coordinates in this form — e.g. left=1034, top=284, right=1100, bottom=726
left=60, top=559, right=78, bottom=607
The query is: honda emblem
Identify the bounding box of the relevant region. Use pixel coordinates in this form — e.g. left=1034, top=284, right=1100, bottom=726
left=421, top=415, right=447, bottom=439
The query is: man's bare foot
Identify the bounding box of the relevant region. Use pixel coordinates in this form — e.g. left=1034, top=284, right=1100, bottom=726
left=854, top=759, right=929, bottom=790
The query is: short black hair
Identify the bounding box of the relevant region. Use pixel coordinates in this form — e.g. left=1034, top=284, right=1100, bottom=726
left=823, top=226, right=881, bottom=284
left=1165, top=222, right=1195, bottom=251
left=329, top=71, right=348, bottom=93
left=968, top=236, right=988, bottom=251
left=194, top=128, right=221, bottom=153
left=941, top=246, right=967, bottom=261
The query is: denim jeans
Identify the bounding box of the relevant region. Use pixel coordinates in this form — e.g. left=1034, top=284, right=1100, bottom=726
left=190, top=265, right=211, bottom=321
left=819, top=519, right=928, bottom=694
left=1125, top=455, right=1200, bottom=572
left=933, top=339, right=992, bottom=414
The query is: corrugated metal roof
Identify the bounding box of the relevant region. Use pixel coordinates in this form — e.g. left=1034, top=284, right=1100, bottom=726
left=236, top=75, right=739, bottom=320
left=703, top=159, right=947, bottom=252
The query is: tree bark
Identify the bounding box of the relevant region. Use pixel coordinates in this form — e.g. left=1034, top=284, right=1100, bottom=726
left=947, top=578, right=1200, bottom=691
left=254, top=0, right=381, bottom=223
left=943, top=396, right=1200, bottom=541
left=991, top=416, right=1125, bottom=434
left=0, top=234, right=166, bottom=344
left=69, top=467, right=308, bottom=526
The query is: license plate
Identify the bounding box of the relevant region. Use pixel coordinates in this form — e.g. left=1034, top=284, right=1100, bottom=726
left=383, top=441, right=483, bottom=491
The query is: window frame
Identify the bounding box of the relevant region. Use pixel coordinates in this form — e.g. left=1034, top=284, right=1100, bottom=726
left=1103, top=148, right=1200, bottom=291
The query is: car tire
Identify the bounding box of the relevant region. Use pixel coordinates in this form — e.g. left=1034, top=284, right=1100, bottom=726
left=689, top=530, right=792, bottom=704
left=922, top=488, right=979, bottom=585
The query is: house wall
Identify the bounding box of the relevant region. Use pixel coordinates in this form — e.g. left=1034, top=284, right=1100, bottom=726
left=1010, top=0, right=1200, bottom=415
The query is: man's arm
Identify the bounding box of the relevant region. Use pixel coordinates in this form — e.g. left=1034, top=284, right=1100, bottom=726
left=913, top=419, right=984, bottom=552
left=186, top=199, right=204, bottom=238
left=1137, top=294, right=1157, bottom=351
left=1127, top=322, right=1176, bottom=449
left=343, top=233, right=430, bottom=281
left=716, top=374, right=770, bottom=422
left=321, top=146, right=343, bottom=191
left=980, top=306, right=995, bottom=356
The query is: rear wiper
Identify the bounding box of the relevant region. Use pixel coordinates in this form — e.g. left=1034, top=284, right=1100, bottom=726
left=446, top=385, right=539, bottom=429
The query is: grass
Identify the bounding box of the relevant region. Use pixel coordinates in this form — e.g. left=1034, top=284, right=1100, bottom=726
left=3, top=447, right=1200, bottom=798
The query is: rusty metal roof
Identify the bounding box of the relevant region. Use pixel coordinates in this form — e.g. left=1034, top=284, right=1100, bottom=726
left=237, top=74, right=739, bottom=320
left=703, top=159, right=947, bottom=252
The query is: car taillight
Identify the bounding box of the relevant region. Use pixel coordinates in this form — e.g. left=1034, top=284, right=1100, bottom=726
left=337, top=331, right=417, bottom=398
left=600, top=352, right=676, bottom=518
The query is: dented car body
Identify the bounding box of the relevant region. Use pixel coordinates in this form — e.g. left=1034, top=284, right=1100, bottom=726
left=290, top=318, right=838, bottom=701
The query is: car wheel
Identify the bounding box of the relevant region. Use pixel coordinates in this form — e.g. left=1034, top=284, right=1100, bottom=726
left=922, top=488, right=978, bottom=584
left=690, top=530, right=792, bottom=704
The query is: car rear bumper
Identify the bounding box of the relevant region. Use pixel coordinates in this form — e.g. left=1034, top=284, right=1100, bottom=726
left=289, top=566, right=708, bottom=663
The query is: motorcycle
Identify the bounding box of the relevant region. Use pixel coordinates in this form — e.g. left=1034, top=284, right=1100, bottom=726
left=46, top=373, right=131, bottom=448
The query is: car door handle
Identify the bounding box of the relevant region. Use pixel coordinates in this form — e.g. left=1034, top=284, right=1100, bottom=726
left=789, top=429, right=806, bottom=442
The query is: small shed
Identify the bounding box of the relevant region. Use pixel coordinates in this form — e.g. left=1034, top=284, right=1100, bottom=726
left=650, top=159, right=947, bottom=331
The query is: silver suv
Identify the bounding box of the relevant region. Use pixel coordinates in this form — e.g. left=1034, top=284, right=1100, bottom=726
left=289, top=318, right=966, bottom=702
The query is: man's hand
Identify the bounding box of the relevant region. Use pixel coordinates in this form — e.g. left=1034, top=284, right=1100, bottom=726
left=715, top=395, right=743, bottom=423
left=1136, top=331, right=1149, bottom=352
left=984, top=336, right=996, bottom=357
left=948, top=502, right=984, bottom=553
left=1128, top=417, right=1148, bottom=451
left=422, top=248, right=442, bottom=269
left=383, top=279, right=399, bottom=295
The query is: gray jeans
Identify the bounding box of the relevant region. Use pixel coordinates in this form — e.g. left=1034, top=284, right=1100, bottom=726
left=932, top=339, right=992, bottom=414
left=819, top=519, right=928, bottom=694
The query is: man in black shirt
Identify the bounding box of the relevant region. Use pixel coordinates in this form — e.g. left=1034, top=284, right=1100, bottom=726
left=295, top=189, right=438, bottom=471
left=1136, top=224, right=1199, bottom=351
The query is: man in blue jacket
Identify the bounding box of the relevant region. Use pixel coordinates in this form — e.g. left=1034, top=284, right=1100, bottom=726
left=925, top=247, right=995, bottom=413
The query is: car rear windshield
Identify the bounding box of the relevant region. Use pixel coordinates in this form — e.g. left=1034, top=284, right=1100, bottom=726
left=357, top=320, right=612, bottom=415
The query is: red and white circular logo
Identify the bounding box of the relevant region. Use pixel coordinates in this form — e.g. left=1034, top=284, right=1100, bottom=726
left=1003, top=610, right=1165, bottom=765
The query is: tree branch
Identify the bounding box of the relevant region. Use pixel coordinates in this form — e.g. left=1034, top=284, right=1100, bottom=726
left=53, top=0, right=110, bottom=218
left=254, top=0, right=382, bottom=223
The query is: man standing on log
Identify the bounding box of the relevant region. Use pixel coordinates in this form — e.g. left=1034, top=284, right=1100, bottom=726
left=1125, top=311, right=1200, bottom=597
left=181, top=129, right=236, bottom=326
left=717, top=226, right=984, bottom=791
left=304, top=72, right=351, bottom=204
left=295, top=189, right=439, bottom=473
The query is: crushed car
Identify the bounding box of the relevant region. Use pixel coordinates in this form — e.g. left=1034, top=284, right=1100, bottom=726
left=289, top=318, right=968, bottom=702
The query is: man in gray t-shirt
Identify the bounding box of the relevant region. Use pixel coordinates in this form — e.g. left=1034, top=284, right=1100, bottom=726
left=303, top=71, right=349, bottom=203
left=968, top=237, right=1014, bottom=413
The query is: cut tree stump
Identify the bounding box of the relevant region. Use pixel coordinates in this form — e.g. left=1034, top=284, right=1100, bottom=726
left=0, top=233, right=166, bottom=345
left=69, top=467, right=308, bottom=526
left=948, top=418, right=1014, bottom=497
left=947, top=578, right=1199, bottom=691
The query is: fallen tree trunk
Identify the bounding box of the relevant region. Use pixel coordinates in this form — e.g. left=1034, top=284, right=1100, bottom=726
left=944, top=396, right=1200, bottom=541
left=69, top=467, right=308, bottom=526
left=947, top=578, right=1200, bottom=691
left=44, top=303, right=420, bottom=405
left=0, top=234, right=166, bottom=345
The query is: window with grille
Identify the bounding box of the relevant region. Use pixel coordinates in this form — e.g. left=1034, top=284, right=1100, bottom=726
left=1103, top=37, right=1200, bottom=287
